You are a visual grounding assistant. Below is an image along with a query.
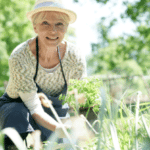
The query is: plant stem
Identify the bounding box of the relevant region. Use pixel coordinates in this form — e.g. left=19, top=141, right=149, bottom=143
left=135, top=91, right=142, bottom=150
left=72, top=105, right=79, bottom=116
left=86, top=107, right=91, bottom=118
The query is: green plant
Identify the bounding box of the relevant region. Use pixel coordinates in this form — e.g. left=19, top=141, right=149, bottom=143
left=60, top=77, right=102, bottom=114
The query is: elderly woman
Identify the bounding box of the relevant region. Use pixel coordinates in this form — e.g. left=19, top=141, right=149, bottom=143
left=0, top=0, right=86, bottom=149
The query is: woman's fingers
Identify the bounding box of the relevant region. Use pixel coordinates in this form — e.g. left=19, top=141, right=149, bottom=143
left=38, top=93, right=52, bottom=108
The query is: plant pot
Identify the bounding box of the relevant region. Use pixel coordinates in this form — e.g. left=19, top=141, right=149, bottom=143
left=79, top=107, right=98, bottom=121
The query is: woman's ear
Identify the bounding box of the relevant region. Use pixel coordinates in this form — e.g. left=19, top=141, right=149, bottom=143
left=33, top=24, right=38, bottom=34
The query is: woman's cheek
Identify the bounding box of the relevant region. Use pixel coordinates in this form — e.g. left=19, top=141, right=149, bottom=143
left=58, top=26, right=68, bottom=33
left=40, top=28, right=48, bottom=35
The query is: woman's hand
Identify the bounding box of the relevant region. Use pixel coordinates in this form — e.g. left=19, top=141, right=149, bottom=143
left=38, top=93, right=71, bottom=138
left=38, top=93, right=52, bottom=108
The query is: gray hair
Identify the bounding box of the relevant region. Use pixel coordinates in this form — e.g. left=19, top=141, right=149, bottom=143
left=32, top=11, right=70, bottom=26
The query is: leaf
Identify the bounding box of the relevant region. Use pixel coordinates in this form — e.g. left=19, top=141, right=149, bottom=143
left=2, top=127, right=27, bottom=150
left=141, top=115, right=150, bottom=139
left=110, top=122, right=121, bottom=150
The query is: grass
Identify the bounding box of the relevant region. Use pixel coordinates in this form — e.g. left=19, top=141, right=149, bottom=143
left=95, top=88, right=150, bottom=150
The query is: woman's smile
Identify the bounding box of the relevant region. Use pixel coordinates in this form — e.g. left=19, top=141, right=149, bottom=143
left=46, top=37, right=59, bottom=40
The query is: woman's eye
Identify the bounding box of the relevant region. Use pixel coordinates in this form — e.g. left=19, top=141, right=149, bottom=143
left=42, top=21, right=49, bottom=25
left=56, top=22, right=63, bottom=26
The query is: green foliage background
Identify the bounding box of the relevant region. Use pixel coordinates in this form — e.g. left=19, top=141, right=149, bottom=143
left=0, top=0, right=36, bottom=96
left=87, top=0, right=150, bottom=76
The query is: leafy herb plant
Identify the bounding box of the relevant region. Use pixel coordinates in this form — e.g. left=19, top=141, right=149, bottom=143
left=60, top=77, right=102, bottom=114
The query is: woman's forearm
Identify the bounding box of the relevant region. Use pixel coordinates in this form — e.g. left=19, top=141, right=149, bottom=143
left=19, top=92, right=59, bottom=131
left=32, top=112, right=59, bottom=131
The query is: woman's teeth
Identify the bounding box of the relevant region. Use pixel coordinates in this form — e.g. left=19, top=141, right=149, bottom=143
left=46, top=37, right=58, bottom=40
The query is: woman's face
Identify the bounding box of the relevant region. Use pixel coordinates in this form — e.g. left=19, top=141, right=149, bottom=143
left=33, top=11, right=69, bottom=48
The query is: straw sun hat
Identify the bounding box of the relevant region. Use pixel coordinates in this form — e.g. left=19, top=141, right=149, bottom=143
left=26, top=0, right=77, bottom=24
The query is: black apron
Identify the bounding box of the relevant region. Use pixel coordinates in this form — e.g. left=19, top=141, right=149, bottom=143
left=0, top=37, right=69, bottom=141
left=34, top=37, right=69, bottom=118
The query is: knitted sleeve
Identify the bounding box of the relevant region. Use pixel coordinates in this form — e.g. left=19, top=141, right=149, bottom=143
left=6, top=56, right=37, bottom=98
left=6, top=57, right=45, bottom=115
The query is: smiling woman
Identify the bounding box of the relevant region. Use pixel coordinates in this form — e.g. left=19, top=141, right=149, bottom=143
left=0, top=0, right=87, bottom=149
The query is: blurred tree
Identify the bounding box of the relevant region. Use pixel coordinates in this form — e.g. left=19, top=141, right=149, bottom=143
left=87, top=0, right=150, bottom=76
left=0, top=40, right=9, bottom=94
left=88, top=29, right=150, bottom=75
left=123, top=0, right=150, bottom=74
left=123, top=0, right=150, bottom=23
left=0, top=0, right=35, bottom=55
left=0, top=0, right=35, bottom=95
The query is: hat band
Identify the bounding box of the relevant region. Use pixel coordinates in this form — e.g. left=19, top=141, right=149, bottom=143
left=34, top=2, right=63, bottom=9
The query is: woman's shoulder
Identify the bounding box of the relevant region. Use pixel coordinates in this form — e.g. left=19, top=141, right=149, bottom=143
left=8, top=39, right=35, bottom=76
left=65, top=40, right=83, bottom=62
left=65, top=40, right=78, bottom=52
left=65, top=40, right=87, bottom=78
left=9, top=39, right=32, bottom=63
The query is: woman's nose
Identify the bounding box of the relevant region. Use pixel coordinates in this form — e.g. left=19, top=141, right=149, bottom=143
left=48, top=25, right=57, bottom=33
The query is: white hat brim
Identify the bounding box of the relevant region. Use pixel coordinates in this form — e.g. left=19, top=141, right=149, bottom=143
left=26, top=7, right=77, bottom=24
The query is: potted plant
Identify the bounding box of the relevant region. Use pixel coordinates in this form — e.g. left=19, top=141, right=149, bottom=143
left=60, top=76, right=102, bottom=123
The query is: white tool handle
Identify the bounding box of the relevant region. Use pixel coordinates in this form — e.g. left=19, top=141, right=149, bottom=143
left=47, top=101, right=77, bottom=150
